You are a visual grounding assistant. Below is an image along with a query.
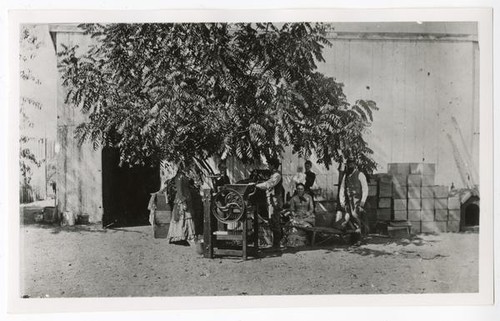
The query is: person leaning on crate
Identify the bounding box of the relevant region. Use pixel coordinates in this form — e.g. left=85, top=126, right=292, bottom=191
left=251, top=158, right=284, bottom=248
left=339, top=157, right=369, bottom=246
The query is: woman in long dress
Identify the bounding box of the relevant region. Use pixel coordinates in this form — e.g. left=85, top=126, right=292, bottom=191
left=167, top=168, right=197, bottom=245
left=285, top=183, right=315, bottom=247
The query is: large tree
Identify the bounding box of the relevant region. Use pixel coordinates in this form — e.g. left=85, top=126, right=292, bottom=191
left=59, top=23, right=378, bottom=174
left=20, top=25, right=42, bottom=187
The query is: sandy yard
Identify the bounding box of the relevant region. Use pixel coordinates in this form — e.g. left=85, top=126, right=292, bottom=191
left=19, top=221, right=479, bottom=298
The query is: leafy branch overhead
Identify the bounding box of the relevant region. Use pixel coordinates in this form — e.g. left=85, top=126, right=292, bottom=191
left=20, top=25, right=43, bottom=185
left=59, top=23, right=378, bottom=173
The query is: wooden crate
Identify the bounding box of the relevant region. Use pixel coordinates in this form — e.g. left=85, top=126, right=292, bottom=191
left=448, top=209, right=460, bottom=221
left=407, top=174, right=422, bottom=187
left=435, top=209, right=448, bottom=221
left=378, top=197, right=392, bottom=209
left=393, top=199, right=407, bottom=211
left=433, top=186, right=449, bottom=198
left=392, top=185, right=407, bottom=199
left=408, top=186, right=421, bottom=199
left=408, top=210, right=422, bottom=221
left=421, top=209, right=434, bottom=222
left=435, top=198, right=448, bottom=210
left=421, top=175, right=435, bottom=187
left=391, top=174, right=408, bottom=186
left=448, top=197, right=461, bottom=210
left=388, top=163, right=411, bottom=176
left=377, top=208, right=392, bottom=221
left=378, top=183, right=393, bottom=198
left=408, top=198, right=421, bottom=210
left=447, top=220, right=460, bottom=233
left=421, top=186, right=434, bottom=198
left=393, top=210, right=408, bottom=221
left=410, top=163, right=436, bottom=175
left=421, top=198, right=434, bottom=210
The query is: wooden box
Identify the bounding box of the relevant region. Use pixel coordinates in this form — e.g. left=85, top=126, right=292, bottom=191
left=448, top=209, right=460, bottom=221
left=448, top=197, right=461, bottom=210
left=408, top=198, right=421, bottom=210
left=433, top=186, right=449, bottom=198
left=435, top=209, right=448, bottom=221
left=434, top=198, right=448, bottom=210
left=393, top=210, right=408, bottom=221
left=388, top=163, right=411, bottom=176
left=378, top=183, right=393, bottom=197
left=392, top=185, right=407, bottom=199
left=410, top=163, right=436, bottom=176
left=421, top=175, right=435, bottom=187
left=421, top=209, right=434, bottom=221
left=377, top=208, right=392, bottom=221
left=408, top=210, right=421, bottom=221
left=447, top=220, right=460, bottom=233
left=393, top=199, right=407, bottom=211
left=421, top=186, right=434, bottom=198
left=421, top=199, right=435, bottom=210
left=407, top=174, right=422, bottom=187
left=391, top=174, right=408, bottom=186
left=408, top=186, right=421, bottom=199
left=378, top=197, right=392, bottom=209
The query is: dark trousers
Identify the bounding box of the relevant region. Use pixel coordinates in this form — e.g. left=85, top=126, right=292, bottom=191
left=268, top=195, right=283, bottom=247
left=346, top=195, right=368, bottom=244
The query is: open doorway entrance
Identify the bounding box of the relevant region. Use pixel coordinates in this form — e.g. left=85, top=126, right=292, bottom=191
left=101, top=147, right=160, bottom=227
left=464, top=203, right=479, bottom=226
left=460, top=195, right=480, bottom=232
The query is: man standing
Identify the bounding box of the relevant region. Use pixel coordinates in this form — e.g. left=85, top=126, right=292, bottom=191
left=254, top=158, right=284, bottom=248
left=304, top=160, right=316, bottom=195
left=214, top=161, right=231, bottom=192
left=339, top=158, right=369, bottom=246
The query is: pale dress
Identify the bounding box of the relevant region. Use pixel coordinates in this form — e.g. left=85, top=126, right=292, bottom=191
left=167, top=173, right=196, bottom=243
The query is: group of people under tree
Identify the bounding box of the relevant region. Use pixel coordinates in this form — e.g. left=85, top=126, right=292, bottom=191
left=150, top=156, right=369, bottom=248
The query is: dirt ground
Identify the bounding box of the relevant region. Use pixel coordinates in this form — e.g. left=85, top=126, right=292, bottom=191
left=19, top=219, right=479, bottom=298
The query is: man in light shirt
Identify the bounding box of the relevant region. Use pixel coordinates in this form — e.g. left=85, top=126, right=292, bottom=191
left=254, top=158, right=284, bottom=248
left=339, top=158, right=369, bottom=246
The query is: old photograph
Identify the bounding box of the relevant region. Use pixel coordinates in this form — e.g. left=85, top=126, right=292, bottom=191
left=16, top=17, right=489, bottom=304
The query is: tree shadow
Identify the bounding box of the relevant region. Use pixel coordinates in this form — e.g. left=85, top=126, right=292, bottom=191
left=260, top=233, right=443, bottom=258
left=21, top=223, right=109, bottom=235
left=364, top=234, right=441, bottom=247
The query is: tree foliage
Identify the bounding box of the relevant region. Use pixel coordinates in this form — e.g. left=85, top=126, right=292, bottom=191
left=20, top=25, right=42, bottom=185
left=59, top=23, right=378, bottom=173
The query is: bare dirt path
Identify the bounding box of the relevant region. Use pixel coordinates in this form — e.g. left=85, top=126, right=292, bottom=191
left=20, top=224, right=478, bottom=298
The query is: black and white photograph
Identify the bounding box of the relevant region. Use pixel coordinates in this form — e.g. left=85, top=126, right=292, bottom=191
left=5, top=5, right=495, bottom=318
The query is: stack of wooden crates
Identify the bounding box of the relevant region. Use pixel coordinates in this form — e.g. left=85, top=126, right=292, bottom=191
left=365, top=163, right=461, bottom=234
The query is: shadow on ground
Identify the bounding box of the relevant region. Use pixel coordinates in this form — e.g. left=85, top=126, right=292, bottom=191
left=256, top=233, right=443, bottom=259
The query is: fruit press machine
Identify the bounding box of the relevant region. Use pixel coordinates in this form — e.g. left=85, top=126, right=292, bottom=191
left=203, top=184, right=261, bottom=260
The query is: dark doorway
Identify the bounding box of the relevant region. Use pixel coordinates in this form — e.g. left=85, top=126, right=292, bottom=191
left=464, top=203, right=480, bottom=226
left=102, top=147, right=161, bottom=227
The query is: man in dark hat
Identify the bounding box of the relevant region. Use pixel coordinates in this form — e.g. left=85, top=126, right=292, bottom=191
left=214, top=161, right=231, bottom=192
left=339, top=157, right=369, bottom=246
left=254, top=158, right=284, bottom=248
left=304, top=160, right=316, bottom=210
left=304, top=160, right=316, bottom=195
